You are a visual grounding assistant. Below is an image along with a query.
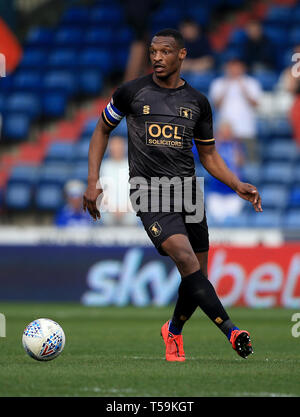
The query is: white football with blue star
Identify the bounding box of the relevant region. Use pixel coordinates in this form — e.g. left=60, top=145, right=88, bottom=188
left=22, top=318, right=65, bottom=361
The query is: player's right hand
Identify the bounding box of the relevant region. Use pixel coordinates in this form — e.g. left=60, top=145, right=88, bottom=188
left=83, top=183, right=103, bottom=221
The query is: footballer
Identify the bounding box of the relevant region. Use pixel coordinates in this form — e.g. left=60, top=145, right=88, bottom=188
left=83, top=28, right=262, bottom=361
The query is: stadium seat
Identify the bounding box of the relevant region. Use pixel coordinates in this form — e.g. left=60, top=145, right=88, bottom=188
left=284, top=209, right=300, bottom=228
left=263, top=26, right=289, bottom=47
left=60, top=6, right=90, bottom=25
left=71, top=162, right=88, bottom=182
left=19, top=49, right=47, bottom=69
left=251, top=209, right=282, bottom=228
left=252, top=70, right=279, bottom=91
left=78, top=48, right=113, bottom=73
left=289, top=27, right=300, bottom=46
left=12, top=70, right=43, bottom=92
left=53, top=27, right=84, bottom=47
left=43, top=71, right=77, bottom=97
left=44, top=142, right=75, bottom=163
left=5, top=182, right=32, bottom=210
left=241, top=163, right=262, bottom=184
left=35, top=183, right=64, bottom=211
left=81, top=118, right=98, bottom=136
left=151, top=6, right=182, bottom=28
left=79, top=70, right=103, bottom=95
left=72, top=140, right=90, bottom=163
left=5, top=92, right=41, bottom=120
left=2, top=113, right=31, bottom=140
left=288, top=186, right=300, bottom=208
left=262, top=162, right=294, bottom=185
left=8, top=165, right=40, bottom=186
left=42, top=92, right=68, bottom=118
left=260, top=184, right=289, bottom=209
left=263, top=6, right=292, bottom=26
left=38, top=162, right=71, bottom=186
left=89, top=6, right=124, bottom=25
left=262, top=140, right=298, bottom=162
left=25, top=27, right=53, bottom=47
left=270, top=117, right=293, bottom=138
left=182, top=72, right=216, bottom=94
left=47, top=48, right=77, bottom=70
left=84, top=28, right=114, bottom=47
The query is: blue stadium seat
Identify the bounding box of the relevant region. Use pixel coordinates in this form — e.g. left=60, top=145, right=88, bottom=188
left=293, top=165, right=300, bottom=185
left=270, top=117, right=293, bottom=139
left=288, top=186, right=300, bottom=209
left=89, top=6, right=124, bottom=25
left=5, top=93, right=40, bottom=120
left=53, top=27, right=84, bottom=47
left=71, top=162, right=89, bottom=182
left=12, top=71, right=43, bottom=92
left=47, top=48, right=77, bottom=69
left=260, top=184, right=288, bottom=209
left=84, top=27, right=114, bottom=47
left=38, top=162, right=71, bottom=186
left=72, top=140, right=90, bottom=163
left=291, top=6, right=300, bottom=24
left=81, top=118, right=98, bottom=136
left=2, top=113, right=31, bottom=140
left=183, top=72, right=216, bottom=94
left=289, top=27, right=300, bottom=46
left=256, top=118, right=272, bottom=141
left=252, top=70, right=279, bottom=91
left=5, top=182, right=32, bottom=210
left=8, top=165, right=39, bottom=186
left=284, top=209, right=300, bottom=229
left=263, top=6, right=292, bottom=26
left=79, top=70, right=103, bottom=95
left=44, top=142, right=75, bottom=163
left=251, top=209, right=282, bottom=228
left=241, top=163, right=262, bottom=184
left=43, top=71, right=77, bottom=96
left=151, top=6, right=182, bottom=27
left=60, top=6, right=90, bottom=25
left=263, top=26, right=289, bottom=47
left=221, top=212, right=250, bottom=228
left=114, top=48, right=130, bottom=71
left=19, top=49, right=47, bottom=69
left=185, top=5, right=211, bottom=26
left=25, top=27, right=54, bottom=47
left=114, top=27, right=134, bottom=46
left=262, top=140, right=298, bottom=162
left=111, top=118, right=128, bottom=138
left=35, top=183, right=64, bottom=211
left=262, top=162, right=294, bottom=185
left=42, top=92, right=68, bottom=118
left=79, top=49, right=112, bottom=73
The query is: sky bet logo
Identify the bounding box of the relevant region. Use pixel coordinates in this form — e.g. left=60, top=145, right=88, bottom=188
left=145, top=121, right=185, bottom=148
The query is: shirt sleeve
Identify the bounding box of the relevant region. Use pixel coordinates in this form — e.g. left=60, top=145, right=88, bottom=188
left=193, top=95, right=215, bottom=145
left=101, top=84, right=130, bottom=128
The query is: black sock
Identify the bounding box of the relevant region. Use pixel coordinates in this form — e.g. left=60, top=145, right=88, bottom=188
left=180, top=269, right=235, bottom=336
left=170, top=279, right=198, bottom=334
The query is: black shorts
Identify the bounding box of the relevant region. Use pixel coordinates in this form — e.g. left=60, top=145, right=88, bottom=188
left=130, top=178, right=209, bottom=256
left=137, top=209, right=209, bottom=256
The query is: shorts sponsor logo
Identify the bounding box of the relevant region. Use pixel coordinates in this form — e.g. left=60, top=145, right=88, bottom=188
left=145, top=122, right=185, bottom=148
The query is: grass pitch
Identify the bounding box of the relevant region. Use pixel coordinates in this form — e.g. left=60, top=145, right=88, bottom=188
left=0, top=302, right=299, bottom=397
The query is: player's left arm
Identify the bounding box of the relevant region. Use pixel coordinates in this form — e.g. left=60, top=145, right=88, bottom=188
left=196, top=143, right=263, bottom=212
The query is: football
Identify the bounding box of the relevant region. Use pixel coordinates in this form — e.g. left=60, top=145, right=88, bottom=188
left=22, top=318, right=65, bottom=361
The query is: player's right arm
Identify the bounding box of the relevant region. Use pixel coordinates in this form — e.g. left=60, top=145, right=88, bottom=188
left=83, top=85, right=129, bottom=220
left=83, top=117, right=113, bottom=220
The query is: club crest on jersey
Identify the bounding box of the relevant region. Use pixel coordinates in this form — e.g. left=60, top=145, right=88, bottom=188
left=149, top=221, right=162, bottom=237
left=179, top=107, right=192, bottom=119
left=143, top=105, right=150, bottom=114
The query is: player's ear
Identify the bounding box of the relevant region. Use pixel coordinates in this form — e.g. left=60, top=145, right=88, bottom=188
left=179, top=48, right=187, bottom=61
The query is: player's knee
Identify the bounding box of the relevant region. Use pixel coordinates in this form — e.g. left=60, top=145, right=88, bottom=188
left=173, top=249, right=199, bottom=274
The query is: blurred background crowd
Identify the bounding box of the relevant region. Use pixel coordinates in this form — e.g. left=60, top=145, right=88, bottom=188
left=0, top=0, right=300, bottom=232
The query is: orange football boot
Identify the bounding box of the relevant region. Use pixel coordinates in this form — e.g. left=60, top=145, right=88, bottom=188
left=161, top=320, right=185, bottom=362
left=230, top=329, right=253, bottom=359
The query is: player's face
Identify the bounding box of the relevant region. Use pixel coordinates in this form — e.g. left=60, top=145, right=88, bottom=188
left=149, top=36, right=186, bottom=79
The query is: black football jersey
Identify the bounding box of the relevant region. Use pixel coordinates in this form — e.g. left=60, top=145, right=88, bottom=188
left=102, top=74, right=215, bottom=181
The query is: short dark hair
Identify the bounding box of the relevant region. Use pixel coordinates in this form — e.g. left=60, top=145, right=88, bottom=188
left=153, top=28, right=185, bottom=49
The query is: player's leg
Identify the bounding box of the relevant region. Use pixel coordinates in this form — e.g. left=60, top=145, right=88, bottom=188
left=195, top=251, right=253, bottom=359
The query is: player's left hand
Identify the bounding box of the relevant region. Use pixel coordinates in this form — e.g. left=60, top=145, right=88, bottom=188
left=235, top=181, right=263, bottom=212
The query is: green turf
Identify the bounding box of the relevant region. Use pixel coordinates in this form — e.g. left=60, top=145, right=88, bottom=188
left=0, top=302, right=299, bottom=397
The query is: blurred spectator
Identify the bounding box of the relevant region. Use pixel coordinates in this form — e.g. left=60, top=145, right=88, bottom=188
left=121, top=0, right=162, bottom=82
left=290, top=78, right=300, bottom=146
left=243, top=20, right=275, bottom=71
left=179, top=19, right=214, bottom=73
left=277, top=44, right=300, bottom=95
left=55, top=180, right=93, bottom=227
left=209, top=56, right=262, bottom=161
left=206, top=121, right=245, bottom=223
left=100, top=136, right=139, bottom=226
